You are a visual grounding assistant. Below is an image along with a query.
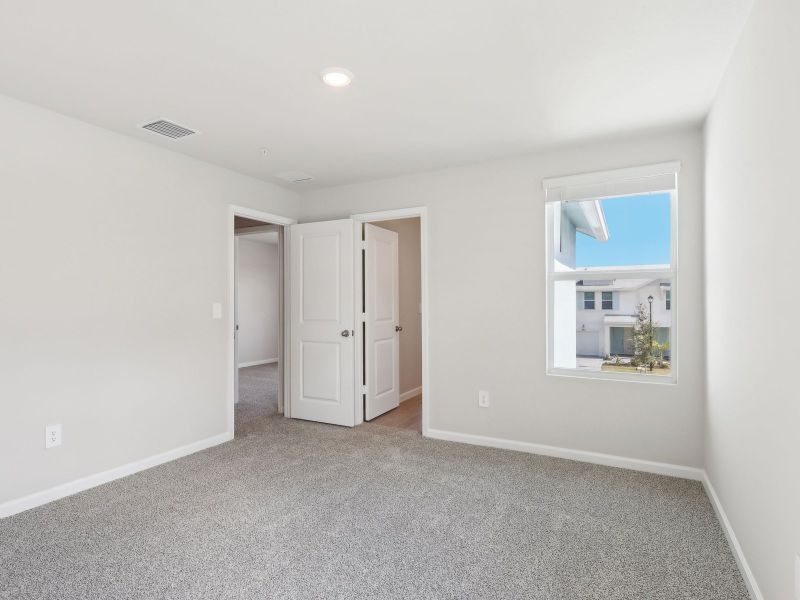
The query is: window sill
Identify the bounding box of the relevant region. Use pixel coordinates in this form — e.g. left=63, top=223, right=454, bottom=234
left=547, top=367, right=676, bottom=385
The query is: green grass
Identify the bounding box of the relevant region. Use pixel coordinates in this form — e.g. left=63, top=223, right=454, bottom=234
left=601, top=364, right=672, bottom=376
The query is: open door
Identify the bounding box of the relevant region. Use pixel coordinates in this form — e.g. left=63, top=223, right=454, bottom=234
left=364, top=223, right=400, bottom=420
left=289, top=219, right=356, bottom=426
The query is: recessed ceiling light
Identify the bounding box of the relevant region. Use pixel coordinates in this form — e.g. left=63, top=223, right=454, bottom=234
left=321, top=67, right=353, bottom=87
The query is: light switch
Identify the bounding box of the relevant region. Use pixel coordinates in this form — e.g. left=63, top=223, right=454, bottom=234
left=212, top=303, right=222, bottom=319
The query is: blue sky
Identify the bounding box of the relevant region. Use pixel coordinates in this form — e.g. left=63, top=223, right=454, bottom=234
left=575, top=193, right=671, bottom=267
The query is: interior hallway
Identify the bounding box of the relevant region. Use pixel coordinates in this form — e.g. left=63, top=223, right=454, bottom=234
left=235, top=363, right=279, bottom=435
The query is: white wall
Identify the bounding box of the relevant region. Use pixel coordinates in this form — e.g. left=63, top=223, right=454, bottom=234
left=577, top=284, right=672, bottom=332
left=236, top=237, right=280, bottom=366
left=301, top=127, right=706, bottom=468
left=370, top=218, right=422, bottom=398
left=552, top=212, right=578, bottom=368
left=0, top=93, right=300, bottom=506
left=704, top=0, right=800, bottom=597
left=552, top=280, right=577, bottom=369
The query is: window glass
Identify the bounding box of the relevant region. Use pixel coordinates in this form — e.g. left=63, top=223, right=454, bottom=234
left=572, top=193, right=671, bottom=268
left=554, top=279, right=673, bottom=377
left=583, top=292, right=595, bottom=310
left=548, top=190, right=674, bottom=380
left=601, top=291, right=613, bottom=310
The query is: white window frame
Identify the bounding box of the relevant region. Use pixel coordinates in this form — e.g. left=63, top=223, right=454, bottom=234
left=544, top=162, right=679, bottom=384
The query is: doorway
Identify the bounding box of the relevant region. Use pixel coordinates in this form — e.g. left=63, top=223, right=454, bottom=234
left=359, top=217, right=423, bottom=433
left=228, top=206, right=295, bottom=437
left=278, top=206, right=429, bottom=434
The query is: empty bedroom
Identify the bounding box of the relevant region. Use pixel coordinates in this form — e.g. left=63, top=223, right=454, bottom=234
left=0, top=0, right=797, bottom=599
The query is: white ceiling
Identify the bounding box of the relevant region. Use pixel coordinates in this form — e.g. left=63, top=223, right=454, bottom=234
left=0, top=0, right=752, bottom=189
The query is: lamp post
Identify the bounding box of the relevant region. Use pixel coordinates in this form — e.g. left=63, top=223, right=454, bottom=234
left=647, top=295, right=654, bottom=371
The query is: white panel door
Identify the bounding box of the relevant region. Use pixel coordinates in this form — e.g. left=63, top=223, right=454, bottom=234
left=289, top=219, right=356, bottom=426
left=364, top=224, right=400, bottom=420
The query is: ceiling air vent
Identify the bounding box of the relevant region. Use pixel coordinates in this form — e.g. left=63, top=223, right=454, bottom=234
left=141, top=119, right=196, bottom=139
left=274, top=171, right=314, bottom=184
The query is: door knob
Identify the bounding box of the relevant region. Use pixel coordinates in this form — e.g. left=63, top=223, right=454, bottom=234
left=341, top=330, right=352, bottom=337
left=395, top=325, right=403, bottom=332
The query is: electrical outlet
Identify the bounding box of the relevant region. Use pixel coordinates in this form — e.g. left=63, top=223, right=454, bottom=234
left=478, top=390, right=490, bottom=408
left=212, top=302, right=222, bottom=319
left=45, top=424, right=62, bottom=449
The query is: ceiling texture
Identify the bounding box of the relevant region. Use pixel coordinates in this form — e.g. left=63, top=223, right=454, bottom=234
left=0, top=0, right=753, bottom=189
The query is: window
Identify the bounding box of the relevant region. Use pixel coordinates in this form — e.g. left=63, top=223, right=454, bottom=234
left=583, top=291, right=595, bottom=309
left=601, top=291, right=613, bottom=310
left=544, top=162, right=678, bottom=382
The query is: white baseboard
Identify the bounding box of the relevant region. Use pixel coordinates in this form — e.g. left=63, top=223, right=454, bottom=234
left=238, top=358, right=278, bottom=368
left=0, top=431, right=233, bottom=519
left=423, top=429, right=760, bottom=598
left=399, top=386, right=422, bottom=402
left=425, top=428, right=703, bottom=481
left=701, top=472, right=763, bottom=600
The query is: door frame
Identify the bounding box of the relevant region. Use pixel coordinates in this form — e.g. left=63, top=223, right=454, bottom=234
left=351, top=207, right=430, bottom=435
left=227, top=205, right=297, bottom=437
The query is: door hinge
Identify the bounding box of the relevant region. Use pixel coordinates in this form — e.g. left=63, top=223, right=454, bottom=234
left=360, top=240, right=367, bottom=250
left=361, top=312, right=367, bottom=322
left=361, top=385, right=368, bottom=395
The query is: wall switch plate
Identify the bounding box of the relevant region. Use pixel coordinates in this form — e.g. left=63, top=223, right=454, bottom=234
left=212, top=302, right=222, bottom=319
left=478, top=390, right=490, bottom=408
left=45, top=424, right=62, bottom=449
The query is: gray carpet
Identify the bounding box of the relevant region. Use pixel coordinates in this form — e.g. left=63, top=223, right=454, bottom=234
left=236, top=363, right=279, bottom=435
left=0, top=416, right=748, bottom=599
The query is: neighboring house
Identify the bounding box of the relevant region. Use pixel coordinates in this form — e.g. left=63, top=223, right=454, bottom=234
left=576, top=279, right=671, bottom=358
left=553, top=198, right=671, bottom=365
left=551, top=199, right=609, bottom=369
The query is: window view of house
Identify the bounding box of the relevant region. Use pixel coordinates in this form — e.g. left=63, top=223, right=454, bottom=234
left=549, top=193, right=674, bottom=379
left=576, top=278, right=671, bottom=362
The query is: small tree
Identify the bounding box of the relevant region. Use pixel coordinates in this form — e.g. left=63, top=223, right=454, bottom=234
left=631, top=302, right=657, bottom=368
left=653, top=340, right=670, bottom=367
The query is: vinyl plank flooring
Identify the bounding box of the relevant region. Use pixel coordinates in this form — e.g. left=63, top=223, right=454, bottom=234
left=369, top=395, right=421, bottom=432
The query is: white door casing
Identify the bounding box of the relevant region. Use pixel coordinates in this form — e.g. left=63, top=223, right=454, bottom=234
left=289, top=219, right=356, bottom=427
left=364, top=224, right=400, bottom=420
left=234, top=237, right=240, bottom=404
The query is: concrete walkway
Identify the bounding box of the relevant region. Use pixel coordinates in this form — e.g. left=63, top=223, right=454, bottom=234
left=576, top=356, right=604, bottom=370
